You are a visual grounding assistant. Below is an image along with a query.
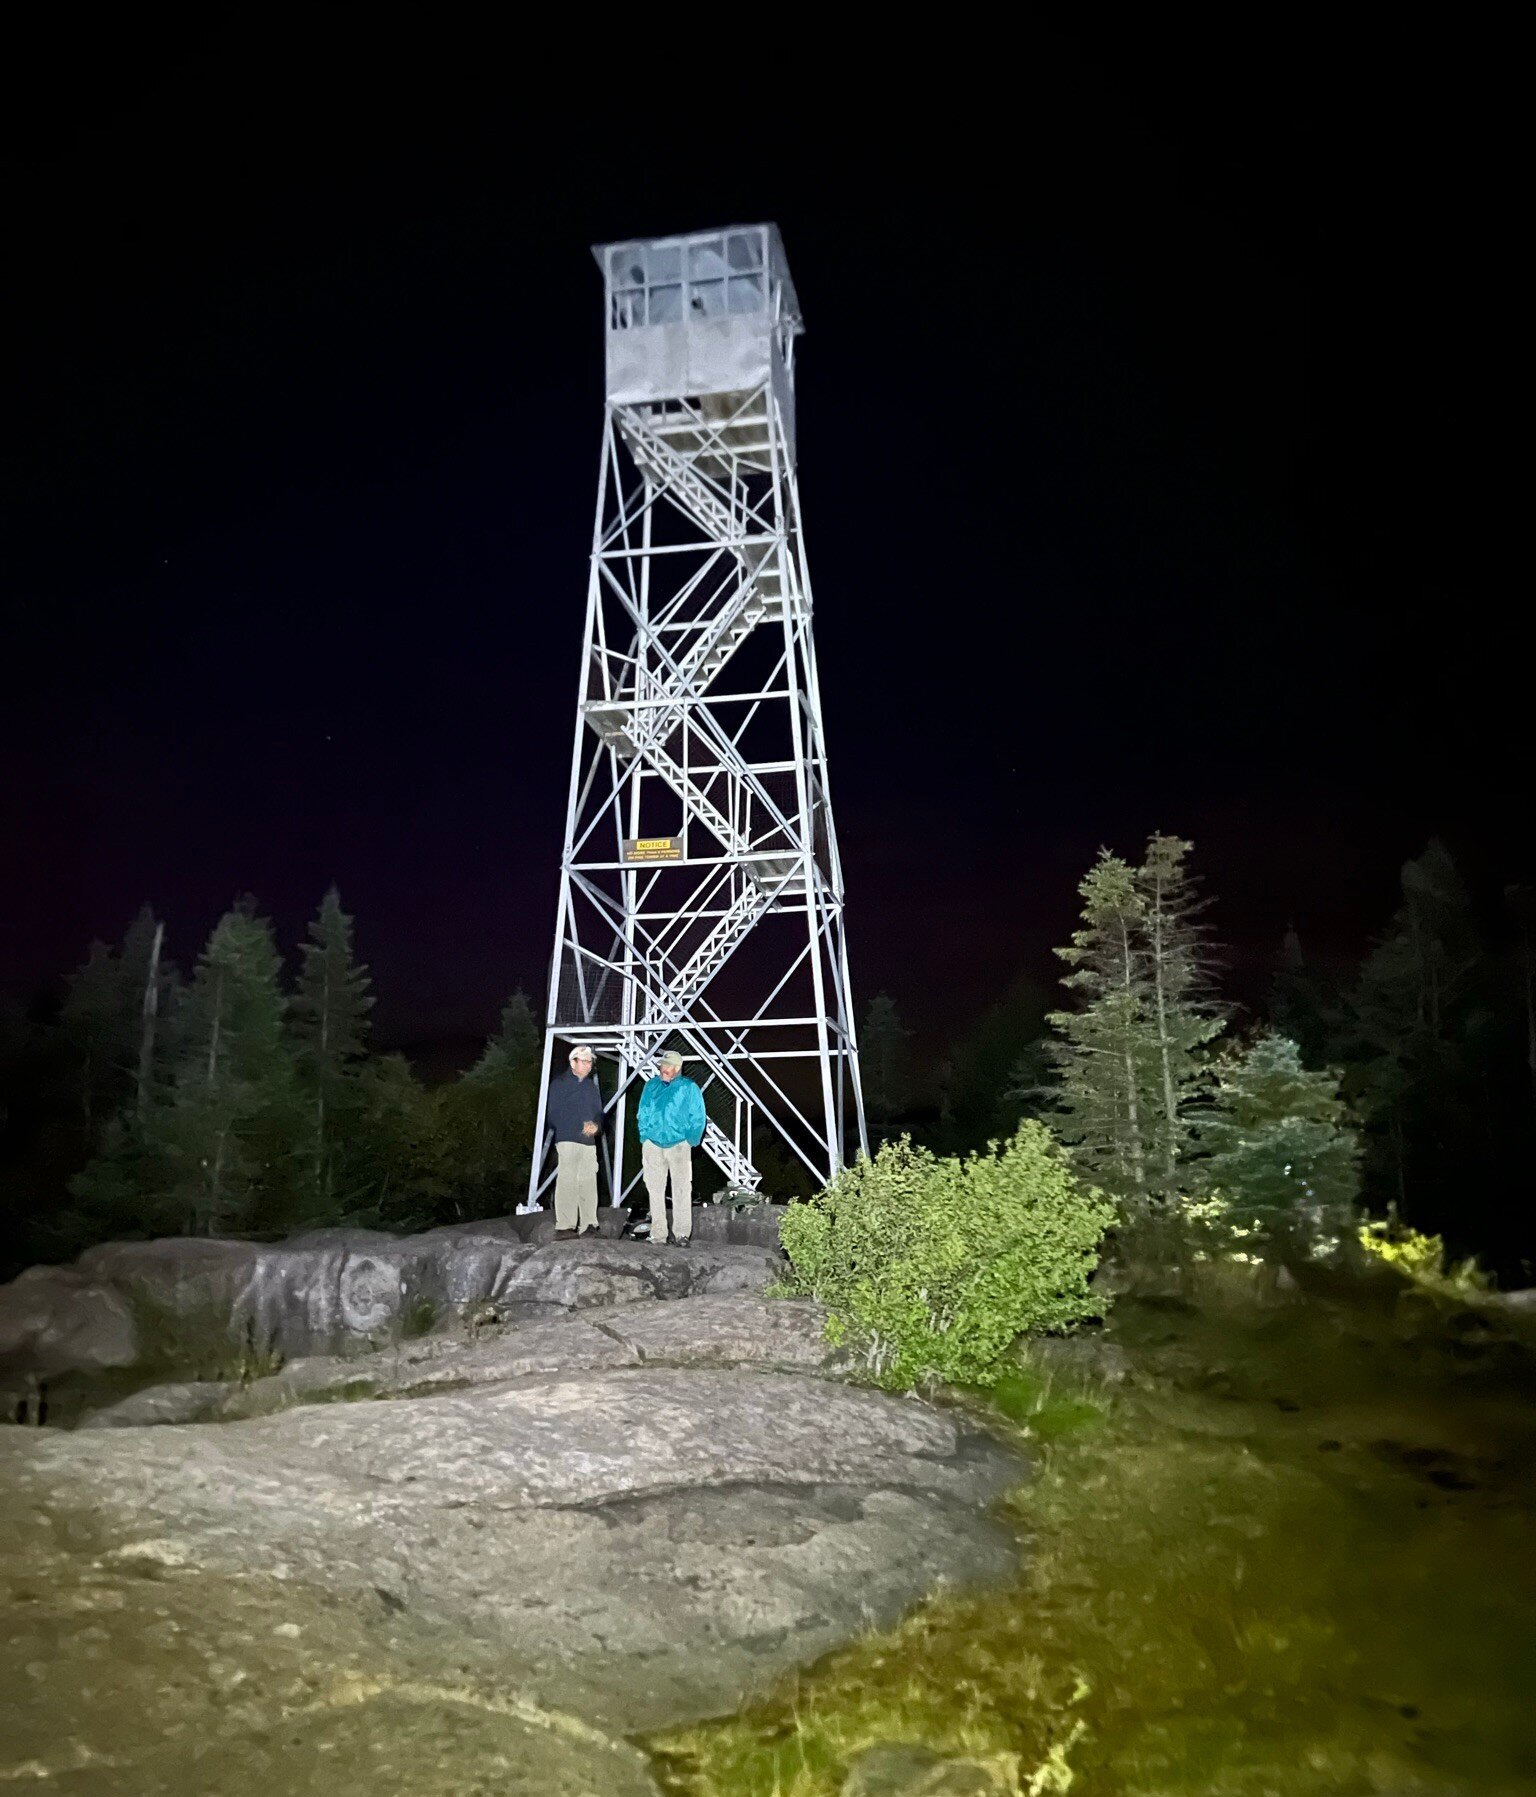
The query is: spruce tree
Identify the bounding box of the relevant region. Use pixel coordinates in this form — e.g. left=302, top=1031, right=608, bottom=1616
left=464, top=989, right=539, bottom=1083
left=1506, top=885, right=1536, bottom=1113
left=340, top=1054, right=451, bottom=1231
left=58, top=906, right=175, bottom=1148
left=934, top=1058, right=956, bottom=1129
left=1270, top=923, right=1346, bottom=1071
left=998, top=1039, right=1051, bottom=1131
left=446, top=989, right=544, bottom=1215
left=1135, top=833, right=1225, bottom=1186
left=943, top=977, right=1049, bottom=1144
left=59, top=940, right=125, bottom=1135
left=1047, top=851, right=1157, bottom=1200
left=1199, top=1032, right=1360, bottom=1249
left=118, top=905, right=172, bottom=1119
left=861, top=991, right=912, bottom=1130
left=1350, top=840, right=1482, bottom=1213
left=497, top=989, right=538, bottom=1064
left=159, top=899, right=296, bottom=1236
left=290, top=887, right=374, bottom=1215
left=61, top=910, right=175, bottom=1250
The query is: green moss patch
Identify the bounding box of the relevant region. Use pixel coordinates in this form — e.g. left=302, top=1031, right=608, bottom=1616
left=646, top=1299, right=1536, bottom=1795
left=303, top=1377, right=378, bottom=1404
left=123, top=1285, right=285, bottom=1384
left=982, top=1366, right=1105, bottom=1443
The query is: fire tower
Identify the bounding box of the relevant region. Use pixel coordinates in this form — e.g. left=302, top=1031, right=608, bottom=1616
left=529, top=224, right=866, bottom=1205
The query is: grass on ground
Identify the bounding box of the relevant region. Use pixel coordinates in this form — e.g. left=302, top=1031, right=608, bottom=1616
left=645, top=1298, right=1536, bottom=1796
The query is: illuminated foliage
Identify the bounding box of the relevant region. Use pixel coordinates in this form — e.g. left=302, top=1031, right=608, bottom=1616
left=1197, top=1032, right=1359, bottom=1246
left=778, top=1123, right=1114, bottom=1391
left=1136, top=834, right=1226, bottom=1183
left=1046, top=851, right=1158, bottom=1201
left=1357, top=1214, right=1490, bottom=1296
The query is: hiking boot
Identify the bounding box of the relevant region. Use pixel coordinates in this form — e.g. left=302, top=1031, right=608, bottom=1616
left=554, top=1228, right=577, bottom=1241
left=674, top=1235, right=691, bottom=1248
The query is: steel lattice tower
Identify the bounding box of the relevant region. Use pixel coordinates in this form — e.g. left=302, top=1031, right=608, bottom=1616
left=529, top=224, right=866, bottom=1205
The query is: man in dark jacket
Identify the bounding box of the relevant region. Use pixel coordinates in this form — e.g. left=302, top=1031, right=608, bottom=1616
left=544, top=1045, right=604, bottom=1239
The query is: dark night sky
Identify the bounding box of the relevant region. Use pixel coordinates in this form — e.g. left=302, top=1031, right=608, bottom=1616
left=2, top=24, right=1522, bottom=1059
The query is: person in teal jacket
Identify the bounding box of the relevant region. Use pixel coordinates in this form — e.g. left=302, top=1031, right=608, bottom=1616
left=636, top=1049, right=706, bottom=1245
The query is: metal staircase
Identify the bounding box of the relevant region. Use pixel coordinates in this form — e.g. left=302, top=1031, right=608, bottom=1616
left=582, top=405, right=811, bottom=902
left=613, top=882, right=771, bottom=1188
left=585, top=405, right=789, bottom=763
left=568, top=879, right=778, bottom=1189
left=633, top=881, right=772, bottom=1052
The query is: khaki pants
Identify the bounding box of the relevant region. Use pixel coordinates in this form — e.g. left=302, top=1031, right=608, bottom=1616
left=554, top=1142, right=599, bottom=1233
left=642, top=1140, right=692, bottom=1242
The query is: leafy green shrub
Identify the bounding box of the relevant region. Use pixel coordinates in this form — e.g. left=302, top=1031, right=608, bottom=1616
left=778, top=1123, right=1115, bottom=1390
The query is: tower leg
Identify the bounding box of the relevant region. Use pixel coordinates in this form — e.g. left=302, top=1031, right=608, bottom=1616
left=526, top=1030, right=558, bottom=1210
left=609, top=1082, right=627, bottom=1208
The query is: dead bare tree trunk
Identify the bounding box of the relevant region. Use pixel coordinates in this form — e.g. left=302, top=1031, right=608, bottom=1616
left=1145, top=865, right=1179, bottom=1186
left=1118, top=917, right=1146, bottom=1198
left=136, top=919, right=164, bottom=1118
left=315, top=961, right=331, bottom=1198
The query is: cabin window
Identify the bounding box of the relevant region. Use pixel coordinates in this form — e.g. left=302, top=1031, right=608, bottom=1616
left=608, top=230, right=768, bottom=330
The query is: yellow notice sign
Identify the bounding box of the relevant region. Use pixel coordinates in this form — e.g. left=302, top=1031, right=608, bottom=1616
left=622, top=836, right=682, bottom=864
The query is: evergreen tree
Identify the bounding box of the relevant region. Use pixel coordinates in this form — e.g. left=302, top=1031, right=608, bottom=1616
left=464, top=989, right=539, bottom=1083
left=1349, top=840, right=1482, bottom=1214
left=1135, top=833, right=1225, bottom=1185
left=1506, top=885, right=1536, bottom=1115
left=1199, top=1032, right=1360, bottom=1249
left=998, top=1038, right=1051, bottom=1131
left=290, top=887, right=374, bottom=1215
left=57, top=907, right=175, bottom=1147
left=436, top=1066, right=538, bottom=1218
left=498, top=989, right=539, bottom=1064
left=934, top=1058, right=956, bottom=1129
left=61, top=908, right=179, bottom=1252
left=66, top=1111, right=176, bottom=1246
left=0, top=996, right=27, bottom=1141
left=0, top=999, right=89, bottom=1274
left=1399, top=839, right=1480, bottom=1031
left=942, top=975, right=1049, bottom=1147
left=59, top=939, right=125, bottom=1134
left=1269, top=923, right=1347, bottom=1071
left=860, top=991, right=912, bottom=1130
left=335, top=1054, right=451, bottom=1231
left=119, top=905, right=173, bottom=1119
left=1047, top=851, right=1158, bottom=1200
left=749, top=1128, right=819, bottom=1202
left=157, top=898, right=296, bottom=1236
left=442, top=988, right=544, bottom=1215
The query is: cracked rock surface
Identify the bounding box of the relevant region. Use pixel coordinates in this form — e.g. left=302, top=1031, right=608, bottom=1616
left=80, top=1292, right=854, bottom=1425
left=0, top=1239, right=1025, bottom=1791
left=1, top=1228, right=783, bottom=1386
